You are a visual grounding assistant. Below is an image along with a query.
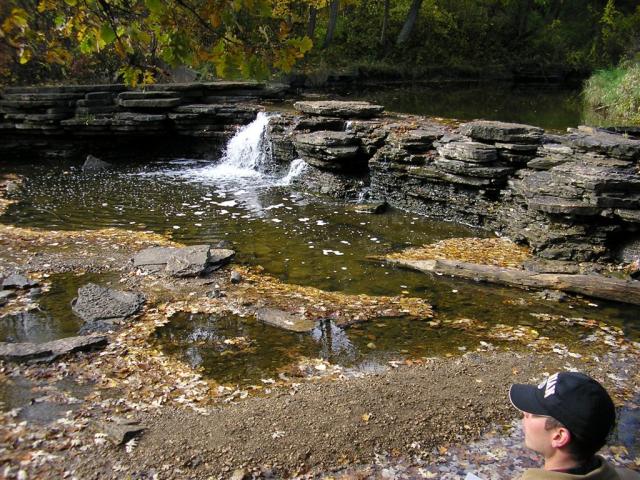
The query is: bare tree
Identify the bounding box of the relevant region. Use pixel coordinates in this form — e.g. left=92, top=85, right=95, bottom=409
left=307, top=5, right=317, bottom=39
left=323, top=0, right=340, bottom=48
left=380, top=0, right=390, bottom=44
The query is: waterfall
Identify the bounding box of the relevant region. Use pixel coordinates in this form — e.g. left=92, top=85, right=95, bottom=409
left=278, top=159, right=308, bottom=186
left=206, top=112, right=274, bottom=178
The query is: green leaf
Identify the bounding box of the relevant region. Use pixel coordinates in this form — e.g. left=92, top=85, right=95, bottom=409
left=100, top=24, right=116, bottom=44
left=64, top=0, right=77, bottom=5
left=145, top=0, right=164, bottom=14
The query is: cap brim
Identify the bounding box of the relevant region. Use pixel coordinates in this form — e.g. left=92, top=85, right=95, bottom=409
left=509, top=384, right=549, bottom=415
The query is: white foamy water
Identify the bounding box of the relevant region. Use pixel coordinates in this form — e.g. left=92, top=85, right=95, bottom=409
left=278, top=159, right=308, bottom=186
left=134, top=112, right=308, bottom=192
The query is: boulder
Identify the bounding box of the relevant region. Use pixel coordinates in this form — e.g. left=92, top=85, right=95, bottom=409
left=293, top=101, right=384, bottom=119
left=459, top=120, right=544, bottom=144
left=132, top=245, right=235, bottom=276
left=0, top=335, right=108, bottom=363
left=82, top=154, right=112, bottom=172
left=71, top=283, right=145, bottom=323
left=437, top=141, right=498, bottom=163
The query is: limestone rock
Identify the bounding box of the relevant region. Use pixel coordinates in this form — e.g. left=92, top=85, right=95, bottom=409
left=2, top=274, right=38, bottom=290
left=71, top=283, right=145, bottom=323
left=132, top=245, right=235, bottom=276
left=255, top=307, right=317, bottom=332
left=434, top=158, right=513, bottom=178
left=294, top=116, right=345, bottom=132
left=293, top=131, right=364, bottom=172
left=459, top=120, right=544, bottom=144
left=437, top=141, right=498, bottom=163
left=0, top=335, right=108, bottom=363
left=565, top=127, right=640, bottom=161
left=293, top=101, right=384, bottom=119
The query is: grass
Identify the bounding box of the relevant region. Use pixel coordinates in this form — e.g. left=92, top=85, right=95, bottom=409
left=583, top=60, right=640, bottom=125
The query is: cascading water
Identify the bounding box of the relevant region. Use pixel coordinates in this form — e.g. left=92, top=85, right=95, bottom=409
left=206, top=111, right=274, bottom=179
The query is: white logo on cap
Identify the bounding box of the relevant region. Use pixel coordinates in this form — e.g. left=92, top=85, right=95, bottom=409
left=540, top=373, right=559, bottom=398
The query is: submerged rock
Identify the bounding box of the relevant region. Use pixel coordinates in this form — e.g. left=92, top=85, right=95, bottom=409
left=133, top=245, right=235, bottom=277
left=255, top=307, right=317, bottom=333
left=72, top=283, right=145, bottom=324
left=82, top=154, right=112, bottom=172
left=0, top=334, right=108, bottom=363
left=349, top=201, right=388, bottom=214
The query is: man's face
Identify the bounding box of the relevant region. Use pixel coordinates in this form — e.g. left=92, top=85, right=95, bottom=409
left=522, top=412, right=556, bottom=456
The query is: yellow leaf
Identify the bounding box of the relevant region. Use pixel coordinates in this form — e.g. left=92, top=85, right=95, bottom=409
left=361, top=413, right=371, bottom=422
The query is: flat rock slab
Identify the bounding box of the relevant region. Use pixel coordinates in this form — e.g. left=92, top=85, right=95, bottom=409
left=294, top=101, right=384, bottom=119
left=72, top=283, right=145, bottom=323
left=255, top=307, right=317, bottom=332
left=0, top=335, right=108, bottom=363
left=437, top=142, right=498, bottom=163
left=133, top=245, right=235, bottom=277
left=459, top=121, right=544, bottom=144
left=566, top=128, right=640, bottom=161
left=2, top=274, right=38, bottom=290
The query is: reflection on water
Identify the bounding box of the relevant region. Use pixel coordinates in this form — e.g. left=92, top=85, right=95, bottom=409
left=155, top=313, right=479, bottom=384
left=0, top=272, right=119, bottom=344
left=1, top=154, right=639, bottom=384
left=338, top=83, right=583, bottom=131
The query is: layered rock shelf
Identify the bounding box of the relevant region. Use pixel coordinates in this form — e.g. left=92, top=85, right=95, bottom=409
left=269, top=101, right=640, bottom=263
left=0, top=81, right=286, bottom=161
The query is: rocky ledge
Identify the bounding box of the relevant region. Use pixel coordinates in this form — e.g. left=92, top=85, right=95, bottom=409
left=268, top=101, right=640, bottom=264
left=0, top=82, right=287, bottom=161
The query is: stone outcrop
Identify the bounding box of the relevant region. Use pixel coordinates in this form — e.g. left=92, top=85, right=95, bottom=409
left=272, top=105, right=640, bottom=263
left=0, top=82, right=286, bottom=161
left=292, top=131, right=363, bottom=172
left=132, top=245, right=235, bottom=276
left=293, top=101, right=384, bottom=119
left=0, top=334, right=108, bottom=363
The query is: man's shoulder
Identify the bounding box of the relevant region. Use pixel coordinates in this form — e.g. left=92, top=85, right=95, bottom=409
left=615, top=467, right=640, bottom=480
left=518, top=458, right=640, bottom=480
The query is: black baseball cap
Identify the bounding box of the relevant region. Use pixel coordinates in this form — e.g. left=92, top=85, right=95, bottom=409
left=509, top=372, right=616, bottom=447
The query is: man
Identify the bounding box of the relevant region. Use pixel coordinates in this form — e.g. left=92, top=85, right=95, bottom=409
left=509, top=371, right=640, bottom=479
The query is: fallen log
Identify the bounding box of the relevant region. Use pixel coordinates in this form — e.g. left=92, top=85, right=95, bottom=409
left=386, top=258, right=640, bottom=306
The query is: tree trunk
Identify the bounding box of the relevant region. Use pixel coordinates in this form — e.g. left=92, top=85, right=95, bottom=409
left=386, top=257, right=640, bottom=306
left=379, top=0, right=390, bottom=45
left=323, top=0, right=340, bottom=49
left=307, top=6, right=317, bottom=39
left=396, top=0, right=423, bottom=45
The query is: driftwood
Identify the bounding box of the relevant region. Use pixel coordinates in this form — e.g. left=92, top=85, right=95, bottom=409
left=387, top=258, right=640, bottom=306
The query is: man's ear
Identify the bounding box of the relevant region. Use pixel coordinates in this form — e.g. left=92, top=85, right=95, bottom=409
left=550, top=427, right=572, bottom=449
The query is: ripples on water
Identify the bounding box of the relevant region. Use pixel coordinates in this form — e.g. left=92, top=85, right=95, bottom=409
left=1, top=111, right=638, bottom=391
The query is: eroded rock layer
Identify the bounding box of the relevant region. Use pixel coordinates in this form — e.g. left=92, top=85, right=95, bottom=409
left=268, top=103, right=640, bottom=263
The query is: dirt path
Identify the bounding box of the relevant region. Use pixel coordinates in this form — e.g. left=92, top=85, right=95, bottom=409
left=67, top=351, right=621, bottom=479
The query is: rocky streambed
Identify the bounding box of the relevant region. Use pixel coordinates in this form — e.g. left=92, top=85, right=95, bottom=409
left=0, top=88, right=639, bottom=479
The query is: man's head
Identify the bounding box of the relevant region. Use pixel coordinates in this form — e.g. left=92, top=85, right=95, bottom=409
left=509, top=372, right=616, bottom=463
